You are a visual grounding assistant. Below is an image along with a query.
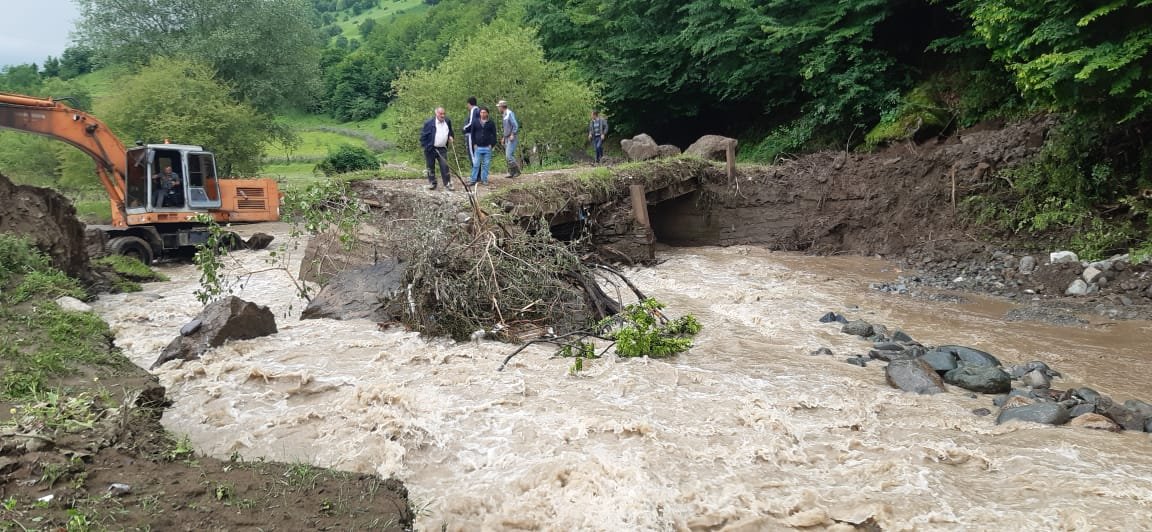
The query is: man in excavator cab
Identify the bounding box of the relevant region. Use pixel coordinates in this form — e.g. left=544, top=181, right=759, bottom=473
left=151, top=164, right=182, bottom=208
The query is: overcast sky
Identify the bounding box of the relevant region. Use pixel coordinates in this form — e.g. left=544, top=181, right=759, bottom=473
left=0, top=0, right=81, bottom=68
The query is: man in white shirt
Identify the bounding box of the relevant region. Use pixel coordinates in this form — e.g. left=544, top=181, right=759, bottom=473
left=419, top=106, right=455, bottom=190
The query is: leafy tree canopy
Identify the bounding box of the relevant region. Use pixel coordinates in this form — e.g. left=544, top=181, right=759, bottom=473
left=390, top=22, right=600, bottom=154
left=75, top=0, right=321, bottom=111
left=960, top=0, right=1152, bottom=123
left=96, top=57, right=293, bottom=175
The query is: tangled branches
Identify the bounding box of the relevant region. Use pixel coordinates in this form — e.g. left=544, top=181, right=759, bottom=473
left=396, top=202, right=610, bottom=341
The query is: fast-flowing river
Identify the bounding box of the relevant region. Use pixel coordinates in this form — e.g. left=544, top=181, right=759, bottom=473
left=92, top=224, right=1152, bottom=531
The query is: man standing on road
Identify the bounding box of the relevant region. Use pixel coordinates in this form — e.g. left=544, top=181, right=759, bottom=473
left=462, top=97, right=481, bottom=168
left=419, top=106, right=454, bottom=190
left=469, top=106, right=498, bottom=187
left=588, top=110, right=608, bottom=164
left=496, top=100, right=520, bottom=178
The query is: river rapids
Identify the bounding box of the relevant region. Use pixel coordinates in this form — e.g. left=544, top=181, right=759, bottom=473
left=91, top=224, right=1152, bottom=531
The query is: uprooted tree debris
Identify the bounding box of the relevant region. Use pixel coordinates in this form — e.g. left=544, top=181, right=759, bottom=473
left=294, top=166, right=703, bottom=364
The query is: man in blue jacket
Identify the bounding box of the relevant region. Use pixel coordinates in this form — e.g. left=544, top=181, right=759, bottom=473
left=419, top=107, right=455, bottom=190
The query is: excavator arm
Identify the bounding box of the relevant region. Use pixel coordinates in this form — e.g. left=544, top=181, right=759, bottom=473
left=0, top=92, right=130, bottom=226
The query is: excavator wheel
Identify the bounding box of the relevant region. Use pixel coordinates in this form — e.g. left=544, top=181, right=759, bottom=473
left=107, top=236, right=155, bottom=265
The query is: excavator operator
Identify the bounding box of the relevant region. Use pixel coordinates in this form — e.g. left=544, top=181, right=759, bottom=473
left=152, top=165, right=182, bottom=208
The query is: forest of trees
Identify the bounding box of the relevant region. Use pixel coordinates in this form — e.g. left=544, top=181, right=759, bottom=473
left=1, top=0, right=1150, bottom=255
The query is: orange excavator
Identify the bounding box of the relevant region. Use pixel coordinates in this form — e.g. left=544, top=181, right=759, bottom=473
left=0, top=91, right=280, bottom=263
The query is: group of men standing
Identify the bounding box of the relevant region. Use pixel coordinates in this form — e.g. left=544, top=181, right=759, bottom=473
left=419, top=97, right=520, bottom=191
left=419, top=98, right=609, bottom=191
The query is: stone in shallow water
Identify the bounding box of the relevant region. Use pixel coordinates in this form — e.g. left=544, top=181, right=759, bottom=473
left=997, top=402, right=1070, bottom=426
left=841, top=320, right=874, bottom=338
left=885, top=358, right=945, bottom=395
left=935, top=345, right=1001, bottom=367
left=1068, top=413, right=1121, bottom=432
left=944, top=365, right=1012, bottom=394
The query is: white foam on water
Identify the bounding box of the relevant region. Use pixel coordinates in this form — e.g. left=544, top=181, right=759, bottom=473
left=92, top=230, right=1152, bottom=530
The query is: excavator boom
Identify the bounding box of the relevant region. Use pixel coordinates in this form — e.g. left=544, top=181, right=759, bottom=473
left=0, top=91, right=280, bottom=263
left=0, top=92, right=130, bottom=226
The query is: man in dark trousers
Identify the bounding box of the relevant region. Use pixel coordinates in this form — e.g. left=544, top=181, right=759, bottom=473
left=419, top=106, right=454, bottom=190
left=588, top=110, right=608, bottom=164
left=462, top=96, right=481, bottom=169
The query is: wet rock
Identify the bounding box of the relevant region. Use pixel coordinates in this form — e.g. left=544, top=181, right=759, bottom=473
left=818, top=311, right=848, bottom=324
left=1069, top=403, right=1096, bottom=418
left=1065, top=279, right=1089, bottom=296
left=868, top=349, right=914, bottom=362
left=153, top=296, right=278, bottom=369
left=871, top=324, right=890, bottom=339
left=301, top=259, right=407, bottom=321
left=890, top=330, right=914, bottom=343
left=997, top=402, right=1070, bottom=426
left=944, top=365, right=1012, bottom=394
left=845, top=357, right=868, bottom=367
left=1002, top=395, right=1036, bottom=410
left=809, top=347, right=834, bottom=356
left=1074, top=387, right=1101, bottom=404
left=1009, top=361, right=1061, bottom=379
left=55, top=296, right=92, bottom=313
left=1021, top=369, right=1052, bottom=389
left=936, top=345, right=1001, bottom=367
left=841, top=320, right=874, bottom=338
left=1018, top=256, right=1037, bottom=275
left=972, top=408, right=992, bottom=417
left=919, top=349, right=959, bottom=374
left=1049, top=251, right=1079, bottom=264
left=1125, top=400, right=1152, bottom=419
left=1068, top=413, right=1122, bottom=432
left=179, top=319, right=202, bottom=336
left=244, top=232, right=275, bottom=250
left=1146, top=418, right=1152, bottom=433
left=1096, top=398, right=1149, bottom=431
left=885, top=358, right=946, bottom=395
left=872, top=342, right=905, bottom=352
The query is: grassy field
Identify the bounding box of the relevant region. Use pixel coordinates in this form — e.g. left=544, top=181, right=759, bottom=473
left=332, top=0, right=429, bottom=42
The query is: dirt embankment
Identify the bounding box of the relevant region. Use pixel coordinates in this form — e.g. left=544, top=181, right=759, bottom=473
left=0, top=173, right=413, bottom=531
left=649, top=117, right=1051, bottom=256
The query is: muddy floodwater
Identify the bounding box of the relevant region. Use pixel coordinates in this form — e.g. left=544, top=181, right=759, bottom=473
left=92, top=224, right=1152, bottom=531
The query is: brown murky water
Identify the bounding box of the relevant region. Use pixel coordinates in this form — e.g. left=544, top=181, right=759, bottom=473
left=93, top=224, right=1152, bottom=530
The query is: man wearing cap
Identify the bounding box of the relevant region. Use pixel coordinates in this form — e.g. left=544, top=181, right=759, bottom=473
left=419, top=106, right=454, bottom=190
left=496, top=100, right=521, bottom=178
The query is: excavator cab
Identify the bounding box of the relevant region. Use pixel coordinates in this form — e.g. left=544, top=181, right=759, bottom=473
left=125, top=144, right=223, bottom=213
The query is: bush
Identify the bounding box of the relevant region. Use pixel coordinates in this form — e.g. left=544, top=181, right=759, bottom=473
left=314, top=144, right=379, bottom=176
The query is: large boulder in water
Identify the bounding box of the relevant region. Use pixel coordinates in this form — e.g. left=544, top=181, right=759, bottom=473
left=301, top=259, right=406, bottom=322
left=943, top=365, right=1011, bottom=394
left=997, top=402, right=1070, bottom=426
left=152, top=296, right=278, bottom=368
left=885, top=358, right=946, bottom=395
left=934, top=345, right=1001, bottom=367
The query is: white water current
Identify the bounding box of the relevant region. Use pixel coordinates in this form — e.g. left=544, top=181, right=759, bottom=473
left=92, top=224, right=1152, bottom=531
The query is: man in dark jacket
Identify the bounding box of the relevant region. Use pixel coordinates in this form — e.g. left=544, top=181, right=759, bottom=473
left=419, top=107, right=455, bottom=190
left=468, top=106, right=499, bottom=186
left=462, top=96, right=481, bottom=168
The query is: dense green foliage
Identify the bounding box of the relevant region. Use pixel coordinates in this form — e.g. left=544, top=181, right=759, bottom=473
left=75, top=0, right=321, bottom=110
left=315, top=144, right=379, bottom=175
left=391, top=23, right=599, bottom=156
left=598, top=298, right=701, bottom=358
left=961, top=0, right=1152, bottom=123
left=96, top=58, right=292, bottom=176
